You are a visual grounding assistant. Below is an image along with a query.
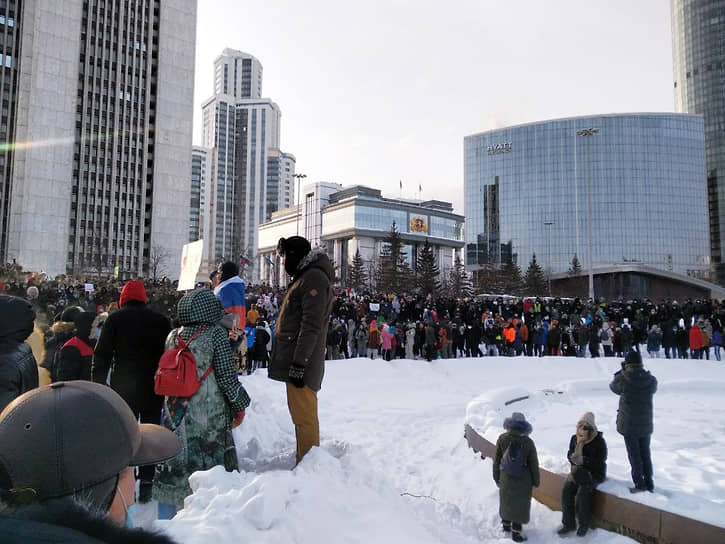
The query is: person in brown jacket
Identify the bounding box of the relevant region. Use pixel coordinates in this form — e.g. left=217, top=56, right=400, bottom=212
left=268, top=236, right=334, bottom=465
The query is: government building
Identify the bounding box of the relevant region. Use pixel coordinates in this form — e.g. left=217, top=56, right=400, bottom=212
left=257, top=183, right=464, bottom=287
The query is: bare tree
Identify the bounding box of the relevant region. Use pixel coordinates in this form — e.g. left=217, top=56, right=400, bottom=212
left=150, top=245, right=171, bottom=282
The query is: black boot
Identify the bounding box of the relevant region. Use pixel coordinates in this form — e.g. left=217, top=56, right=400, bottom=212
left=576, top=526, right=588, bottom=537
left=502, top=519, right=512, bottom=533
left=557, top=525, right=575, bottom=536
left=138, top=480, right=153, bottom=503
left=512, top=532, right=527, bottom=542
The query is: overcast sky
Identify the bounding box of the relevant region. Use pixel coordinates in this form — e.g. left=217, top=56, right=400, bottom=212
left=193, top=0, right=674, bottom=214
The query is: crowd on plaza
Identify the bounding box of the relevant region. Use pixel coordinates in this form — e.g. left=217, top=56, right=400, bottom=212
left=0, top=247, right=715, bottom=541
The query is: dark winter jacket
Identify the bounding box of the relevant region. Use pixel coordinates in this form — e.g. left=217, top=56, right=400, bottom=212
left=0, top=498, right=177, bottom=543
left=55, top=337, right=95, bottom=381
left=40, top=321, right=75, bottom=374
left=547, top=326, right=561, bottom=349
left=0, top=295, right=38, bottom=413
left=250, top=326, right=270, bottom=361
left=91, top=301, right=170, bottom=414
left=493, top=429, right=540, bottom=524
left=566, top=432, right=607, bottom=484
left=269, top=250, right=334, bottom=391
left=610, top=366, right=658, bottom=437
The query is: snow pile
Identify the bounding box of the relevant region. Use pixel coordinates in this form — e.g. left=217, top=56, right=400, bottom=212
left=142, top=355, right=725, bottom=543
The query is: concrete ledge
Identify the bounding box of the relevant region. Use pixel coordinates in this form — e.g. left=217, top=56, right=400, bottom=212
left=464, top=424, right=725, bottom=544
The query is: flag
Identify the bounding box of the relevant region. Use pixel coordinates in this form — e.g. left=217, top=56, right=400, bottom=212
left=239, top=254, right=251, bottom=266
left=264, top=255, right=274, bottom=266
left=418, top=183, right=422, bottom=193
left=399, top=180, right=402, bottom=190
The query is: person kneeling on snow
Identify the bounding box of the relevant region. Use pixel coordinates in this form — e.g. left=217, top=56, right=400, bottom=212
left=493, top=412, right=540, bottom=543
left=557, top=412, right=607, bottom=537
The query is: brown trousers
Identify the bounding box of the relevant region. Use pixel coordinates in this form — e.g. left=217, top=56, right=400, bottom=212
left=286, top=383, right=319, bottom=464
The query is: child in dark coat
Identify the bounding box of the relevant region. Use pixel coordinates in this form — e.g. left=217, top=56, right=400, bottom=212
left=493, top=412, right=540, bottom=542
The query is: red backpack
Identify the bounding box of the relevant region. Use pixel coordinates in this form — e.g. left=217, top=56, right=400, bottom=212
left=154, top=326, right=212, bottom=397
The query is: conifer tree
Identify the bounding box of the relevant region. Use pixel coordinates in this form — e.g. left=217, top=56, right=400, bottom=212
left=416, top=239, right=441, bottom=296
left=447, top=254, right=473, bottom=298
left=523, top=253, right=547, bottom=295
left=501, top=253, right=524, bottom=296
left=348, top=248, right=367, bottom=292
left=567, top=253, right=583, bottom=276
left=378, top=223, right=410, bottom=293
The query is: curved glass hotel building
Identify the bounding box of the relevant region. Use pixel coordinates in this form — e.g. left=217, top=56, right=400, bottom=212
left=464, top=113, right=710, bottom=282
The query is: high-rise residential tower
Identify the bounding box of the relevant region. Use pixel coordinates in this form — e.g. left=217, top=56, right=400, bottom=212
left=672, top=0, right=725, bottom=283
left=1, top=0, right=196, bottom=278
left=201, top=48, right=293, bottom=280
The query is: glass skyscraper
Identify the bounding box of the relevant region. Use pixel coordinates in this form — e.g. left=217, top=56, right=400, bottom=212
left=464, top=113, right=710, bottom=281
left=672, top=0, right=725, bottom=283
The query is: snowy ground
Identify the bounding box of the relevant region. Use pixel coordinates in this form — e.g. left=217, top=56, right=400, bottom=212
left=140, top=353, right=725, bottom=543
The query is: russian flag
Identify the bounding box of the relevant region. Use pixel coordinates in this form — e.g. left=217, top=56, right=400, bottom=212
left=214, top=275, right=246, bottom=329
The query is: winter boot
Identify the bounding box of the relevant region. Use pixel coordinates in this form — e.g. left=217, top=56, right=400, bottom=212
left=512, top=523, right=527, bottom=542
left=502, top=520, right=512, bottom=533
left=138, top=480, right=153, bottom=503
left=557, top=525, right=576, bottom=536
left=576, top=526, right=588, bottom=537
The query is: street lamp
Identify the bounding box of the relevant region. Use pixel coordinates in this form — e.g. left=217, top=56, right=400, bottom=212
left=544, top=220, right=554, bottom=296
left=576, top=127, right=598, bottom=301
left=293, top=173, right=307, bottom=235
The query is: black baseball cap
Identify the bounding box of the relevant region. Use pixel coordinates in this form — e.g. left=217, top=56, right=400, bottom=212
left=0, top=381, right=181, bottom=507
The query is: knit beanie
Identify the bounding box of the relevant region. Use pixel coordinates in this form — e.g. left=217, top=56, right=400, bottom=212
left=119, top=280, right=147, bottom=308
left=577, top=412, right=597, bottom=432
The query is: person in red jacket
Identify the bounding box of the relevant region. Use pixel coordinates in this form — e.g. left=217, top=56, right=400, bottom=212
left=689, top=320, right=706, bottom=359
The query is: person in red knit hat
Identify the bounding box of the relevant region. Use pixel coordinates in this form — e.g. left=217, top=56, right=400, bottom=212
left=118, top=280, right=148, bottom=308
left=92, top=279, right=170, bottom=503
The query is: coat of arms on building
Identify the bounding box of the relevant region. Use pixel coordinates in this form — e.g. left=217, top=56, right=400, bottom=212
left=410, top=216, right=428, bottom=233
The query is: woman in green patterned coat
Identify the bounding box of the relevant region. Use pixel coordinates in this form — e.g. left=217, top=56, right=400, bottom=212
left=153, top=289, right=251, bottom=517
left=493, top=412, right=540, bottom=543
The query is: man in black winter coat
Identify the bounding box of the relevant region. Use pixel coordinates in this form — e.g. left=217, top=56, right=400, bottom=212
left=91, top=280, right=170, bottom=501
left=610, top=350, right=658, bottom=492
left=557, top=412, right=607, bottom=537
left=0, top=295, right=39, bottom=412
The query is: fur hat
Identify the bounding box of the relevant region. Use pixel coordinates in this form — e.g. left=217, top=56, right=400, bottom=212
left=503, top=412, right=533, bottom=435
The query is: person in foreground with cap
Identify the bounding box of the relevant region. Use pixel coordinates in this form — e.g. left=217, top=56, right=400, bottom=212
left=610, top=350, right=658, bottom=493
left=0, top=295, right=39, bottom=413
left=269, top=236, right=334, bottom=465
left=92, top=280, right=171, bottom=502
left=557, top=412, right=608, bottom=537
left=493, top=412, right=540, bottom=542
left=0, top=381, right=181, bottom=543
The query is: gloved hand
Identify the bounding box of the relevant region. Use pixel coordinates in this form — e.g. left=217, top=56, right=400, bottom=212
left=289, top=363, right=306, bottom=388
left=231, top=409, right=246, bottom=428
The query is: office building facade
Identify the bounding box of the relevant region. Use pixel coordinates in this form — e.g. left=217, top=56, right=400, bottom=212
left=464, top=113, right=710, bottom=282
left=672, top=0, right=725, bottom=284
left=266, top=148, right=295, bottom=218
left=201, top=49, right=294, bottom=280
left=2, top=0, right=196, bottom=278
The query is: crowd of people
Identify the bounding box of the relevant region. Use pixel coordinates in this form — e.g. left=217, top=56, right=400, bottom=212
left=0, top=235, right=334, bottom=542
left=0, top=247, right=714, bottom=541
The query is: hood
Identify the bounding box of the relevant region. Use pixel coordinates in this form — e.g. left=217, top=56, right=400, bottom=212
left=51, top=321, right=76, bottom=336
left=177, top=288, right=225, bottom=326
left=0, top=295, right=36, bottom=344
left=295, top=248, right=334, bottom=282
